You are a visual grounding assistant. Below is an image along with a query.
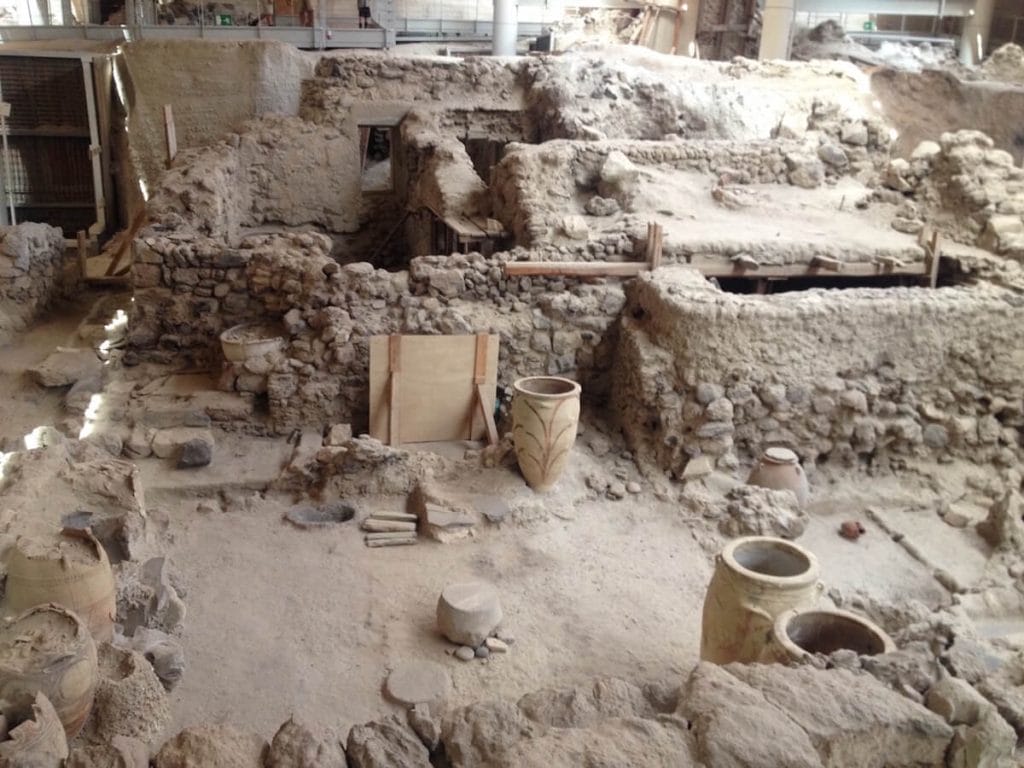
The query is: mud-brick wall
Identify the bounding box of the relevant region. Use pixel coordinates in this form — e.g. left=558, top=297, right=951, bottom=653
left=299, top=56, right=528, bottom=128
left=614, top=268, right=1024, bottom=474
left=0, top=223, right=75, bottom=342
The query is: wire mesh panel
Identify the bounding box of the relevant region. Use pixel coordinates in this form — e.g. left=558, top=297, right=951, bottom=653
left=0, top=57, right=89, bottom=132
left=0, top=55, right=95, bottom=233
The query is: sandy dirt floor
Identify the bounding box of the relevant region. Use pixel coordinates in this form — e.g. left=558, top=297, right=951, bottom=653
left=138, top=430, right=986, bottom=743
left=0, top=295, right=103, bottom=450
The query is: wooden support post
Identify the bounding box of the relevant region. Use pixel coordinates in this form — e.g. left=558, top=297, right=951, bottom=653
left=163, top=104, right=177, bottom=169
left=77, top=230, right=87, bottom=279
left=645, top=222, right=663, bottom=270
left=472, top=333, right=498, bottom=445
left=927, top=231, right=941, bottom=288
left=388, top=334, right=401, bottom=447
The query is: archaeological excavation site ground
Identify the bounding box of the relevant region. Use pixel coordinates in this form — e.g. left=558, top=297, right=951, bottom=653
left=0, top=5, right=1022, bottom=767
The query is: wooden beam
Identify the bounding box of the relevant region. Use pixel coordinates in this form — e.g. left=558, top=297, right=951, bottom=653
left=388, top=334, right=401, bottom=447
left=163, top=104, right=177, bottom=169
left=927, top=231, right=941, bottom=288
left=503, top=261, right=648, bottom=278
left=645, top=222, right=664, bottom=269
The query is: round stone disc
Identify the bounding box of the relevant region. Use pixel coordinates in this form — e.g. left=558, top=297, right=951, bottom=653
left=385, top=661, right=451, bottom=707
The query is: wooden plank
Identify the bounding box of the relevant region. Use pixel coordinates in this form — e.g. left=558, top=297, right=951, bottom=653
left=369, top=334, right=500, bottom=444
left=163, top=104, right=177, bottom=169
left=504, top=261, right=648, bottom=278
left=388, top=334, right=401, bottom=447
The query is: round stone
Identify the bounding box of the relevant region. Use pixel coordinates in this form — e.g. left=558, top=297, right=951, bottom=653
left=763, top=447, right=798, bottom=465
left=474, top=645, right=489, bottom=659
left=437, top=582, right=503, bottom=647
left=386, top=661, right=451, bottom=706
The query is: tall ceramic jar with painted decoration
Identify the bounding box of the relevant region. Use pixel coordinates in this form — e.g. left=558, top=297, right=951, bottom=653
left=700, top=536, right=823, bottom=664
left=511, top=376, right=581, bottom=492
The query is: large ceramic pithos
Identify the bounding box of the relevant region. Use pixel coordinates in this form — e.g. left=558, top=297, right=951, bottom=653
left=0, top=604, right=99, bottom=739
left=3, top=529, right=117, bottom=643
left=511, top=376, right=581, bottom=492
left=747, top=446, right=809, bottom=506
left=700, top=536, right=822, bottom=664
left=761, top=608, right=895, bottom=664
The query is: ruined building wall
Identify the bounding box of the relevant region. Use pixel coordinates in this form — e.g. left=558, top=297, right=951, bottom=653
left=300, top=56, right=528, bottom=128
left=147, top=114, right=361, bottom=241
left=0, top=223, right=75, bottom=342
left=130, top=229, right=624, bottom=432
left=117, top=41, right=318, bottom=190
left=614, top=268, right=1024, bottom=475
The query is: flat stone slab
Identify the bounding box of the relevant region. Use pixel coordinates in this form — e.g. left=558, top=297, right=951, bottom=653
left=151, top=428, right=215, bottom=460
left=30, top=348, right=102, bottom=387
left=386, top=661, right=451, bottom=707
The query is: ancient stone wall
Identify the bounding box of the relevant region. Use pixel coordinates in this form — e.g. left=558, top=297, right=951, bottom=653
left=130, top=229, right=624, bottom=432
left=0, top=223, right=75, bottom=342
left=614, top=268, right=1024, bottom=474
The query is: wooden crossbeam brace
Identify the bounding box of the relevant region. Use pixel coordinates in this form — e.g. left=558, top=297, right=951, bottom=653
left=472, top=333, right=498, bottom=446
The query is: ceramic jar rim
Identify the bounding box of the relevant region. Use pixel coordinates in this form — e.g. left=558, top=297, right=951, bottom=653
left=762, top=446, right=798, bottom=465
left=772, top=608, right=895, bottom=658
left=721, top=536, right=820, bottom=588
left=513, top=376, right=581, bottom=400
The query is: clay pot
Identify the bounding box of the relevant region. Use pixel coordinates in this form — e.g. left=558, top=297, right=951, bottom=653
left=700, top=536, right=822, bottom=664
left=219, top=322, right=285, bottom=363
left=746, top=447, right=809, bottom=506
left=0, top=604, right=99, bottom=739
left=4, top=530, right=117, bottom=643
left=0, top=692, right=69, bottom=767
left=511, top=376, right=581, bottom=491
left=762, top=608, right=895, bottom=664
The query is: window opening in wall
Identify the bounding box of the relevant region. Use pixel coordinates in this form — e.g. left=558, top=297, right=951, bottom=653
left=460, top=136, right=507, bottom=183
left=360, top=125, right=394, bottom=192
